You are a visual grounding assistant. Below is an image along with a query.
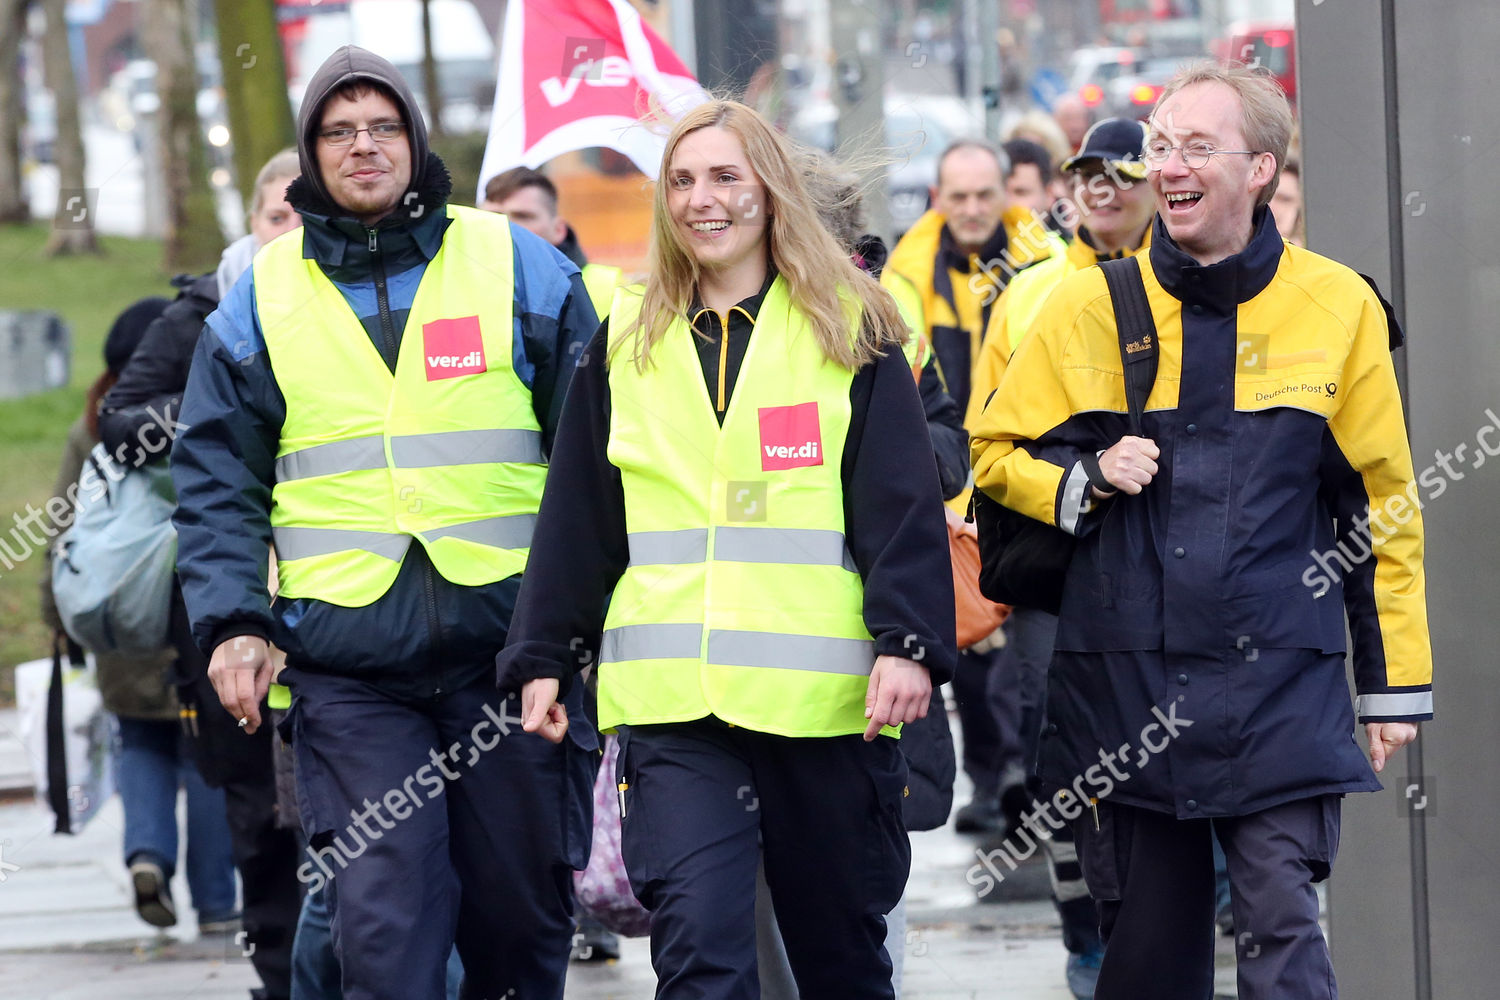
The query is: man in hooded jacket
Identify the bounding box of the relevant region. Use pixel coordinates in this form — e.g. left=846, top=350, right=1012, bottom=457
left=170, top=47, right=598, bottom=1000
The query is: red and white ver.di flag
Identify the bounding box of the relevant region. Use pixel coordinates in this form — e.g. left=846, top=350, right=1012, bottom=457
left=478, top=0, right=707, bottom=197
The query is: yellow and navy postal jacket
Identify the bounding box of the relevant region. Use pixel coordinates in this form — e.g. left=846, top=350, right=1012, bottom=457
left=966, top=225, right=1151, bottom=429
left=970, top=212, right=1433, bottom=818
left=885, top=207, right=1061, bottom=421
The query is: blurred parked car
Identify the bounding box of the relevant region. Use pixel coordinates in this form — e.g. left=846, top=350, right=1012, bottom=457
left=788, top=92, right=978, bottom=240
left=1066, top=45, right=1145, bottom=112
left=1104, top=57, right=1189, bottom=121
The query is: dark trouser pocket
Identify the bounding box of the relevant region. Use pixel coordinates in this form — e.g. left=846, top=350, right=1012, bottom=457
left=1073, top=798, right=1128, bottom=904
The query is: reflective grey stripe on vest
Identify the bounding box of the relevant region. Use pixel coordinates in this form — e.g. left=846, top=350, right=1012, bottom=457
left=624, top=527, right=855, bottom=569
left=420, top=514, right=537, bottom=550
left=713, top=526, right=857, bottom=571
left=602, top=623, right=704, bottom=661
left=708, top=630, right=875, bottom=676
left=275, top=429, right=544, bottom=482
left=390, top=429, right=544, bottom=468
left=272, top=526, right=411, bottom=562
left=275, top=435, right=386, bottom=482
left=627, top=529, right=709, bottom=565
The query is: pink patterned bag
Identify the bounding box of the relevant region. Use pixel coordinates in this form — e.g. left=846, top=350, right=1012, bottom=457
left=573, top=735, right=653, bottom=937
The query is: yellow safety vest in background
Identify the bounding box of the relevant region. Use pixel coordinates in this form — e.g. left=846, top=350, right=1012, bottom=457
left=255, top=205, right=547, bottom=607
left=599, top=278, right=891, bottom=738
left=581, top=262, right=624, bottom=320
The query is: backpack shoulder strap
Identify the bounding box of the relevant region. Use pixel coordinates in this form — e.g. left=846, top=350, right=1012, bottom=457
left=1099, top=256, right=1159, bottom=436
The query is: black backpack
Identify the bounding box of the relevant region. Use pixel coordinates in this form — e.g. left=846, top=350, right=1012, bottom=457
left=972, top=256, right=1159, bottom=613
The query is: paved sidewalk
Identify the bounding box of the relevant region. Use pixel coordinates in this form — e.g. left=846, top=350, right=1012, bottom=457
left=0, top=706, right=1238, bottom=999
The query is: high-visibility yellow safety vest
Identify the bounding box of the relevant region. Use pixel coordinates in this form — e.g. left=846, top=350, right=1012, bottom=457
left=581, top=262, right=624, bottom=320
left=884, top=270, right=930, bottom=380
left=254, top=205, right=547, bottom=607
left=599, top=277, right=893, bottom=739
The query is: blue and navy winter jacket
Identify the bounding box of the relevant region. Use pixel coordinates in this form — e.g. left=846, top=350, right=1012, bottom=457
left=170, top=162, right=597, bottom=697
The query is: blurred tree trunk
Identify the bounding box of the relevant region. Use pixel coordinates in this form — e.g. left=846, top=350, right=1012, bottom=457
left=0, top=0, right=29, bottom=224
left=144, top=0, right=223, bottom=272
left=420, top=0, right=444, bottom=139
left=41, top=0, right=98, bottom=254
left=213, top=0, right=295, bottom=209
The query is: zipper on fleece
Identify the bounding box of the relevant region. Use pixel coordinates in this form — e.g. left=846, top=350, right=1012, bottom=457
left=368, top=228, right=399, bottom=370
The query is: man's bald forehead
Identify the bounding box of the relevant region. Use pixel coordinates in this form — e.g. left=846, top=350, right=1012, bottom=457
left=936, top=141, right=1006, bottom=191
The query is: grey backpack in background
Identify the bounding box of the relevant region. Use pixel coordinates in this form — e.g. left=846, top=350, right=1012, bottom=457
left=51, top=444, right=177, bottom=654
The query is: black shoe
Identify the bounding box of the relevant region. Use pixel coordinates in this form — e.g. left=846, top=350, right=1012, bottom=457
left=570, top=921, right=621, bottom=962
left=129, top=858, right=177, bottom=928
left=954, top=796, right=1005, bottom=834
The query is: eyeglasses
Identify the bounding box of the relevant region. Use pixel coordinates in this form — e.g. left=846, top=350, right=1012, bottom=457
left=1143, top=139, right=1261, bottom=170
left=319, top=122, right=407, bottom=147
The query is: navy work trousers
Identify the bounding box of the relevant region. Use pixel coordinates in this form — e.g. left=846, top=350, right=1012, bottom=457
left=619, top=718, right=911, bottom=1000
left=285, top=669, right=596, bottom=1000
left=1075, top=795, right=1342, bottom=1000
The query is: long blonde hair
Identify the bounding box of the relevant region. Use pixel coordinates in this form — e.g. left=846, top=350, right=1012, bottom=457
left=614, top=101, right=907, bottom=370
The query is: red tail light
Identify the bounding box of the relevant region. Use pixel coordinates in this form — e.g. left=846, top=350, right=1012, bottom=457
left=1081, top=84, right=1104, bottom=106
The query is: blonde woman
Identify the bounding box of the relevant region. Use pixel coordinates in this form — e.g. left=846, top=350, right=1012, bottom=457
left=498, top=100, right=957, bottom=998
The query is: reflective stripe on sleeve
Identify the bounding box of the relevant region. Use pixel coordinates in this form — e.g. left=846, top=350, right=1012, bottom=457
left=1355, top=690, right=1433, bottom=719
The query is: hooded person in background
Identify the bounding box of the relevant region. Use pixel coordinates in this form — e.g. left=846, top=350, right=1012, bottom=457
left=168, top=46, right=598, bottom=1000
left=100, top=151, right=304, bottom=1000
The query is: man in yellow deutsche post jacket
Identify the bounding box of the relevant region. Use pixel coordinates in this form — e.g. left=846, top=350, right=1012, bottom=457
left=971, top=64, right=1432, bottom=1000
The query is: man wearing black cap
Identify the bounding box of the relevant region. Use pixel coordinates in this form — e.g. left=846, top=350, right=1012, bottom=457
left=171, top=46, right=599, bottom=1000
left=970, top=118, right=1156, bottom=423
left=966, top=116, right=1156, bottom=1000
